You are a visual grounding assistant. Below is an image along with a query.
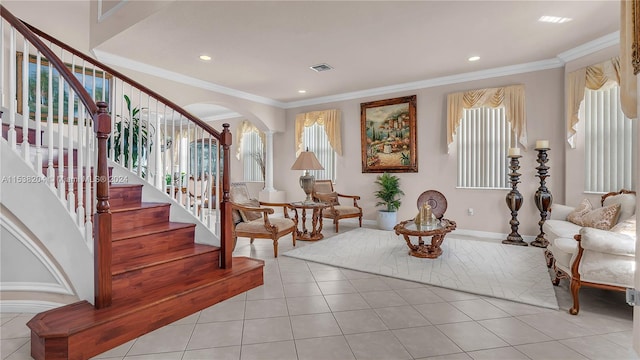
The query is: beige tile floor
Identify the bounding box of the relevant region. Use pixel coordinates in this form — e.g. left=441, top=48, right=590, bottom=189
left=1, top=222, right=637, bottom=360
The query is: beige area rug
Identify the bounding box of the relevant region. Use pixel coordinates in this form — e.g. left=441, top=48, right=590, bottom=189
left=283, top=228, right=559, bottom=309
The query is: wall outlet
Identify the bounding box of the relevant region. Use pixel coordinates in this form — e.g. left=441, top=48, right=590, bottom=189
left=467, top=208, right=474, bottom=216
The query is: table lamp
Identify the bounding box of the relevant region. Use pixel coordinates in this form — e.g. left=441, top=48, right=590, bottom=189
left=291, top=149, right=324, bottom=203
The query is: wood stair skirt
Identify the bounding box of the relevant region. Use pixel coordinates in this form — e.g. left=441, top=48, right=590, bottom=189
left=2, top=125, right=265, bottom=359
left=27, top=182, right=265, bottom=360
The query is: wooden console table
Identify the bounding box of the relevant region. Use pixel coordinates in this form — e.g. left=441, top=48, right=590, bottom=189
left=289, top=201, right=328, bottom=241
left=394, top=218, right=457, bottom=258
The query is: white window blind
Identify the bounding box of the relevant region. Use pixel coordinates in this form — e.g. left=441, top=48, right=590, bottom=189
left=303, top=122, right=336, bottom=182
left=457, top=107, right=511, bottom=189
left=583, top=85, right=637, bottom=193
left=241, top=131, right=264, bottom=182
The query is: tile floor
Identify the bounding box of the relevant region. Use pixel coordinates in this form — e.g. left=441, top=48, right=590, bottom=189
left=1, top=223, right=637, bottom=360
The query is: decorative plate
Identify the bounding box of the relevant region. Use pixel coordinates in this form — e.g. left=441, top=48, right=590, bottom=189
left=417, top=190, right=447, bottom=219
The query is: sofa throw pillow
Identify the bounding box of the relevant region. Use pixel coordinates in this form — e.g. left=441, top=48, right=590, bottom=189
left=603, top=193, right=636, bottom=225
left=611, top=216, right=636, bottom=237
left=566, top=198, right=593, bottom=226
left=580, top=203, right=621, bottom=230
left=239, top=199, right=262, bottom=222
left=315, top=192, right=340, bottom=206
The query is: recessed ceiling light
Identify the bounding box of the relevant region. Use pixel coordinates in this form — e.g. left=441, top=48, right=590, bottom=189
left=298, top=90, right=307, bottom=94
left=199, top=55, right=212, bottom=61
left=538, top=15, right=572, bottom=24
left=468, top=56, right=480, bottom=62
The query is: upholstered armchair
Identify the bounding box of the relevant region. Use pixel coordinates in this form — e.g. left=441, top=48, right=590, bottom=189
left=312, top=180, right=363, bottom=233
left=543, top=190, right=636, bottom=314
left=229, top=182, right=297, bottom=257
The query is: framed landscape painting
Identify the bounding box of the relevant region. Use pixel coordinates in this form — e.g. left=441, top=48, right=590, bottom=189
left=16, top=52, right=111, bottom=123
left=360, top=95, right=417, bottom=173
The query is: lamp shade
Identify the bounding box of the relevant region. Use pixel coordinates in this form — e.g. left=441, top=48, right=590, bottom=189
left=291, top=151, right=324, bottom=171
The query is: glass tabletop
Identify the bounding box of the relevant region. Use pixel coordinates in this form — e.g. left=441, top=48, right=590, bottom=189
left=405, top=220, right=443, bottom=232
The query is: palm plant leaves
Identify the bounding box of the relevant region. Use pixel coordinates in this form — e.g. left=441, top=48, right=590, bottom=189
left=374, top=172, right=404, bottom=212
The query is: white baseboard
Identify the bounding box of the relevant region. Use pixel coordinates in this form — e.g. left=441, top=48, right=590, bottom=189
left=0, top=300, right=65, bottom=313
left=453, top=228, right=536, bottom=243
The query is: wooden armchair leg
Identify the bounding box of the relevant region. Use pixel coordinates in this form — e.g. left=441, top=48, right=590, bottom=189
left=250, top=238, right=255, bottom=244
left=358, top=216, right=362, bottom=228
left=569, top=278, right=581, bottom=315
left=292, top=231, right=296, bottom=247
left=335, top=219, right=340, bottom=233
left=273, top=239, right=279, bottom=258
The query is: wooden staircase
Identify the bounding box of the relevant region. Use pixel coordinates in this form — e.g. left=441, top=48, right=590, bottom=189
left=2, top=126, right=264, bottom=359
left=1, top=8, right=262, bottom=359
left=26, top=181, right=264, bottom=360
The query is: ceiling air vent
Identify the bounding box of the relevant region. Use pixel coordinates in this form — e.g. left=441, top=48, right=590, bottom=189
left=310, top=63, right=333, bottom=72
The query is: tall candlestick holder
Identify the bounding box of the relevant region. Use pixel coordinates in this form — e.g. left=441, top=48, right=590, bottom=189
left=531, top=147, right=553, bottom=248
left=502, top=155, right=527, bottom=246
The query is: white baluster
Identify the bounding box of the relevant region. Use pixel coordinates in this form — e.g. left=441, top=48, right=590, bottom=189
left=21, top=40, right=29, bottom=162
left=8, top=27, right=17, bottom=149
left=46, top=56, right=55, bottom=188
left=56, top=55, right=65, bottom=200
left=66, top=58, right=75, bottom=214
left=35, top=52, right=43, bottom=175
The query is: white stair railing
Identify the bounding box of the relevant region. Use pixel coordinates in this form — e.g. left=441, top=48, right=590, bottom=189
left=1, top=9, right=227, bottom=245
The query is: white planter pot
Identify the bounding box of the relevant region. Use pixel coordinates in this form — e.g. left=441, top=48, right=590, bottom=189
left=377, top=210, right=398, bottom=231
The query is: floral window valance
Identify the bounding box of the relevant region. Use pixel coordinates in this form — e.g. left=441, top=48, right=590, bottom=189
left=447, top=84, right=527, bottom=152
left=294, top=109, right=342, bottom=156
left=236, top=120, right=265, bottom=160
left=566, top=57, right=637, bottom=148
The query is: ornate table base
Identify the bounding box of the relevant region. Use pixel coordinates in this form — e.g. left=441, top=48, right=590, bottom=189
left=290, top=202, right=328, bottom=241
left=394, top=219, right=457, bottom=259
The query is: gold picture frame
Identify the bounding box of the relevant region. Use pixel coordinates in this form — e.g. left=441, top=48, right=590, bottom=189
left=360, top=95, right=417, bottom=173
left=16, top=52, right=111, bottom=122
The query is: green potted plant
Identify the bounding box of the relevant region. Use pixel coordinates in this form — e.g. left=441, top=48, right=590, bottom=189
left=374, top=172, right=404, bottom=230
left=108, top=95, right=153, bottom=175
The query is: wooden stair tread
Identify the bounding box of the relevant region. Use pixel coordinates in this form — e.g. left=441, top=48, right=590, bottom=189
left=27, top=257, right=264, bottom=337
left=111, top=243, right=218, bottom=275
left=110, top=202, right=168, bottom=213
left=112, top=222, right=195, bottom=241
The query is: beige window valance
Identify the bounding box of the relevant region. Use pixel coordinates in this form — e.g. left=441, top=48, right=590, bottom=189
left=447, top=84, right=527, bottom=152
left=295, top=109, right=342, bottom=156
left=566, top=57, right=637, bottom=148
left=236, top=120, right=265, bottom=160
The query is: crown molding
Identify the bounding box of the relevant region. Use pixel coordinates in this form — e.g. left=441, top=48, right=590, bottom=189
left=556, top=31, right=620, bottom=63
left=284, top=58, right=564, bottom=109
left=92, top=49, right=287, bottom=108
left=93, top=31, right=618, bottom=110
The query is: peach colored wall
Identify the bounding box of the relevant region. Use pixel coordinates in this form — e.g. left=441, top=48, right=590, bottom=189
left=275, top=68, right=565, bottom=236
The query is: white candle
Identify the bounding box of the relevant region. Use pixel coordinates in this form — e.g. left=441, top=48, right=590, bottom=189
left=174, top=165, right=179, bottom=173
left=535, top=140, right=549, bottom=149
left=508, top=147, right=520, bottom=156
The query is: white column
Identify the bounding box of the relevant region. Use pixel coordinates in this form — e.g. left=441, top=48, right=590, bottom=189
left=264, top=130, right=275, bottom=192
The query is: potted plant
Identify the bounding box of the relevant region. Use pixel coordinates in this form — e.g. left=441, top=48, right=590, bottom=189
left=374, top=172, right=404, bottom=230
left=108, top=95, right=153, bottom=175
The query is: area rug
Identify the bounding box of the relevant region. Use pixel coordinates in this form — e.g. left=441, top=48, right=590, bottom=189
left=282, top=228, right=559, bottom=309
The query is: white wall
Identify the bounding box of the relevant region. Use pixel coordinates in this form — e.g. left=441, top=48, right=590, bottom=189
left=275, top=67, right=565, bottom=236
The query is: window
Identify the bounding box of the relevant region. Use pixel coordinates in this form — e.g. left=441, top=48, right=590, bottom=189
left=303, top=122, right=336, bottom=182
left=456, top=107, right=512, bottom=189
left=582, top=84, right=637, bottom=193
left=241, top=131, right=264, bottom=182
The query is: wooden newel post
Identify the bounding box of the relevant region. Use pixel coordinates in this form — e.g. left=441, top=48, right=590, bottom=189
left=94, top=101, right=112, bottom=309
left=220, top=123, right=233, bottom=269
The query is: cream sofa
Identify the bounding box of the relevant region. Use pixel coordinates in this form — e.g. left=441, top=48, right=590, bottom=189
left=543, top=190, right=636, bottom=314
